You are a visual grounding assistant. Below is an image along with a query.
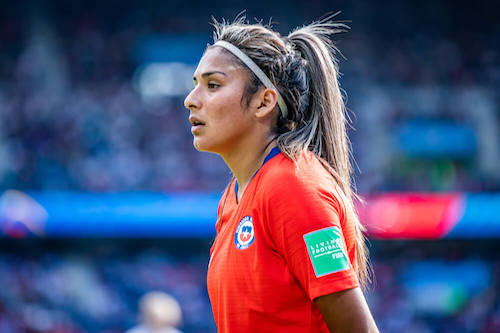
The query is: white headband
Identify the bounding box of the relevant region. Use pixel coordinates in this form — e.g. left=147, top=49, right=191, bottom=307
left=213, top=41, right=288, bottom=119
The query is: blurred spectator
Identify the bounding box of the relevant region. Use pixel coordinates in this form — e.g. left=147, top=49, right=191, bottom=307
left=126, top=291, right=183, bottom=333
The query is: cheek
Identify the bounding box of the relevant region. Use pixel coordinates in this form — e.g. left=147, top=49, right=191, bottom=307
left=193, top=84, right=251, bottom=152
left=194, top=109, right=249, bottom=152
left=209, top=93, right=245, bottom=124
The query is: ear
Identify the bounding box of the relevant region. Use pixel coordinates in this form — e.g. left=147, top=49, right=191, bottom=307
left=254, top=88, right=279, bottom=119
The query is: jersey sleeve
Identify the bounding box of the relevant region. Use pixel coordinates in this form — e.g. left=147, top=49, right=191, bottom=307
left=261, top=169, right=360, bottom=300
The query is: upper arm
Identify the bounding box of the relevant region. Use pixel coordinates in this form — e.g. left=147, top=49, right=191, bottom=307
left=315, top=287, right=379, bottom=333
left=262, top=171, right=359, bottom=299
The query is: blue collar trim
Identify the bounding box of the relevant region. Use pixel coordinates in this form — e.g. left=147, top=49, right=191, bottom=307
left=235, top=146, right=281, bottom=200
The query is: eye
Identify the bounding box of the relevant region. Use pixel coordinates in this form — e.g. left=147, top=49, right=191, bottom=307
left=208, top=82, right=220, bottom=89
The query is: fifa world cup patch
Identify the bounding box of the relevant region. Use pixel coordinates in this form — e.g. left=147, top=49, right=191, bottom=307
left=303, top=226, right=350, bottom=277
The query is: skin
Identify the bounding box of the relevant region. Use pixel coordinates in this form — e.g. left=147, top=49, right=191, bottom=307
left=184, top=46, right=379, bottom=333
left=315, top=288, right=379, bottom=333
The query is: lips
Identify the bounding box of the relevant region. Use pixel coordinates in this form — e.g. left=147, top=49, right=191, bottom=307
left=189, top=116, right=205, bottom=126
left=189, top=116, right=205, bottom=134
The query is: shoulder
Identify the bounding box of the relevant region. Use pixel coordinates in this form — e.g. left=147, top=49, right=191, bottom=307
left=261, top=150, right=328, bottom=189
left=258, top=150, right=344, bottom=217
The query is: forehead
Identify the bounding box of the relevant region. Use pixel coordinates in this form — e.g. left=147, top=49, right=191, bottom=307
left=193, top=47, right=241, bottom=77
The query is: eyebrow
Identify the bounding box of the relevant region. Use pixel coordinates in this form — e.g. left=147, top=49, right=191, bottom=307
left=193, top=71, right=227, bottom=81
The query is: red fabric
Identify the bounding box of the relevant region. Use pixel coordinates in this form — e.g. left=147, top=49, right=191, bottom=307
left=207, top=150, right=360, bottom=332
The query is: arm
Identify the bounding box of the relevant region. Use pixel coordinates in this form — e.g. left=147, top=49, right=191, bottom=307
left=315, top=287, right=379, bottom=333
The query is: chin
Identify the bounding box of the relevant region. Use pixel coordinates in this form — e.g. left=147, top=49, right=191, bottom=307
left=193, top=137, right=214, bottom=153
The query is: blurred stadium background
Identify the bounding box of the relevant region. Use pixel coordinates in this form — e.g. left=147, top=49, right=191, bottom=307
left=0, top=0, right=499, bottom=332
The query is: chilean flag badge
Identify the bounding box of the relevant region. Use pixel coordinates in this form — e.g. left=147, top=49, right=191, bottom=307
left=234, top=216, right=255, bottom=250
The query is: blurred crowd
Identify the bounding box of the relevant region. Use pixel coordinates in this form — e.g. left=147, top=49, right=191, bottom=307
left=0, top=0, right=498, bottom=193
left=0, top=239, right=498, bottom=333
left=368, top=242, right=500, bottom=333
left=0, top=240, right=215, bottom=333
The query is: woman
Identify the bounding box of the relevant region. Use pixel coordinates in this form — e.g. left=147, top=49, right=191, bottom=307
left=184, top=15, right=379, bottom=333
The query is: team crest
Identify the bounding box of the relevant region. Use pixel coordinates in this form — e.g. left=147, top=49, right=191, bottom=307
left=234, top=216, right=255, bottom=250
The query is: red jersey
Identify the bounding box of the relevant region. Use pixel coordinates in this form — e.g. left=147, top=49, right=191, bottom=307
left=207, top=148, right=359, bottom=332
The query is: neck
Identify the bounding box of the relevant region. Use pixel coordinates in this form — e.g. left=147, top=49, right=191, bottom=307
left=221, top=135, right=276, bottom=200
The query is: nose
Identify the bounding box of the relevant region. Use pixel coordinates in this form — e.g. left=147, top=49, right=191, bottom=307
left=184, top=87, right=201, bottom=111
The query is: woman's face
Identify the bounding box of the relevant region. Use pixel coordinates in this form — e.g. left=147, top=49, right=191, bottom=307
left=184, top=47, right=256, bottom=154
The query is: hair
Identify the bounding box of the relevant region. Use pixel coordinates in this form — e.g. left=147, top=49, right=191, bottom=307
left=209, top=14, right=370, bottom=288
